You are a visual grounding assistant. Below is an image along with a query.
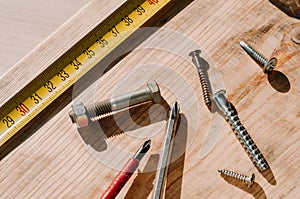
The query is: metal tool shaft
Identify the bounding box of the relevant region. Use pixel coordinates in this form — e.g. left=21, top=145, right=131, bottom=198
left=152, top=102, right=180, bottom=199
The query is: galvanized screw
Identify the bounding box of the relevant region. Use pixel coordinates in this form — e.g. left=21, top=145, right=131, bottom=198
left=240, top=40, right=277, bottom=74
left=214, top=90, right=269, bottom=171
left=189, top=50, right=212, bottom=109
left=69, top=81, right=162, bottom=128
left=218, top=169, right=255, bottom=188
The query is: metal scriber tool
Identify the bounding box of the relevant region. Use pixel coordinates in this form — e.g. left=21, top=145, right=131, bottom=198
left=152, top=102, right=180, bottom=199
left=214, top=90, right=269, bottom=171
left=100, top=140, right=151, bottom=199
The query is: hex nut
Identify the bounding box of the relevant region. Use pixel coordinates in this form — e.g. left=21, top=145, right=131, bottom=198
left=70, top=102, right=89, bottom=128
left=147, top=81, right=162, bottom=104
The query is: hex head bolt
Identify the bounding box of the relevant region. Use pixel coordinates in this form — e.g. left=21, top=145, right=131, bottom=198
left=69, top=81, right=162, bottom=128
left=218, top=169, right=255, bottom=188
left=214, top=90, right=269, bottom=171
left=189, top=50, right=212, bottom=109
left=240, top=41, right=277, bottom=74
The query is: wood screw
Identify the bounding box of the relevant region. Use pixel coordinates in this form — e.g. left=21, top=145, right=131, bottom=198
left=218, top=169, right=255, bottom=188
left=214, top=90, right=269, bottom=171
left=189, top=50, right=212, bottom=109
left=240, top=40, right=277, bottom=74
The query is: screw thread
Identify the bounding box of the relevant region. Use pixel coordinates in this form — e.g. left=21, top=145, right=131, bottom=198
left=189, top=50, right=212, bottom=109
left=225, top=103, right=269, bottom=171
left=218, top=169, right=249, bottom=182
left=198, top=71, right=212, bottom=108
left=240, top=41, right=268, bottom=66
left=86, top=99, right=112, bottom=120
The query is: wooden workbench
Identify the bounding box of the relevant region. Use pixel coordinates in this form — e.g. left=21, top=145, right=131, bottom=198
left=0, top=0, right=299, bottom=198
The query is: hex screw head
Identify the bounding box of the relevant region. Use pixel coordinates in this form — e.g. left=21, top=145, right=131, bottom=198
left=69, top=81, right=162, bottom=128
left=147, top=81, right=162, bottom=104
left=239, top=41, right=277, bottom=74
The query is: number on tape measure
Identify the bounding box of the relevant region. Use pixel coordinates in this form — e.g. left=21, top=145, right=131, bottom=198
left=0, top=0, right=171, bottom=147
left=96, top=37, right=108, bottom=47
left=30, top=93, right=43, bottom=104
left=2, top=116, right=15, bottom=128
left=16, top=103, right=30, bottom=116
left=148, top=0, right=159, bottom=5
left=70, top=58, right=82, bottom=70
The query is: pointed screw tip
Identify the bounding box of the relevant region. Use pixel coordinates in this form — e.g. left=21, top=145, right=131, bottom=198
left=239, top=40, right=247, bottom=47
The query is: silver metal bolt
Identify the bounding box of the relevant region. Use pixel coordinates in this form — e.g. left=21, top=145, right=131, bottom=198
left=189, top=50, right=212, bottom=109
left=69, top=81, right=162, bottom=128
left=218, top=169, right=255, bottom=188
left=240, top=40, right=277, bottom=74
left=214, top=90, right=269, bottom=171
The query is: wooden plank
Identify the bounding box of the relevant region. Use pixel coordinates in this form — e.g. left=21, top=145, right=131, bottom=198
left=0, top=0, right=299, bottom=198
left=0, top=0, right=91, bottom=78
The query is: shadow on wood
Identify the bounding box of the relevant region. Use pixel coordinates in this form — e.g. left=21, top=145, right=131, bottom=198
left=124, top=154, right=160, bottom=199
left=165, top=114, right=188, bottom=199
left=220, top=174, right=267, bottom=199
left=269, top=0, right=300, bottom=19
left=0, top=0, right=194, bottom=159
left=77, top=98, right=169, bottom=152
left=123, top=114, right=188, bottom=198
left=260, top=167, right=277, bottom=186
left=267, top=70, right=291, bottom=93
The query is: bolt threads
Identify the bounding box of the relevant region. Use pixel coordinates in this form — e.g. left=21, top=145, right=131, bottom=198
left=86, top=99, right=112, bottom=120
left=225, top=103, right=269, bottom=171
left=198, top=71, right=212, bottom=108
left=240, top=41, right=268, bottom=66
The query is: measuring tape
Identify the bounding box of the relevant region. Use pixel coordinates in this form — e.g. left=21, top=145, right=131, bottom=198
left=0, top=0, right=171, bottom=147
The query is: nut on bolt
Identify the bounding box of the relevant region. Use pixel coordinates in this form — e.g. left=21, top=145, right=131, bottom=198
left=70, top=102, right=88, bottom=128
left=69, top=81, right=162, bottom=128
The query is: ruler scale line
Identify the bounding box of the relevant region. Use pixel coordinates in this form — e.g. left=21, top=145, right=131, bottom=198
left=0, top=0, right=172, bottom=147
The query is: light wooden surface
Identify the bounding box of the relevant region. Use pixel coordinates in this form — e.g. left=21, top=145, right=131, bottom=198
left=1, top=0, right=300, bottom=198
left=0, top=0, right=90, bottom=76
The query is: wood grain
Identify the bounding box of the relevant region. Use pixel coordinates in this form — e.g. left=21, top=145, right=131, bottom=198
left=270, top=0, right=300, bottom=19
left=1, top=0, right=300, bottom=198
left=0, top=0, right=91, bottom=76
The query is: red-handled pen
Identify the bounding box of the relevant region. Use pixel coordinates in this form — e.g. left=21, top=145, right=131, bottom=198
left=100, top=140, right=151, bottom=199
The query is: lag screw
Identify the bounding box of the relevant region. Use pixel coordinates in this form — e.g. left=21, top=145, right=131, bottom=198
left=214, top=90, right=269, bottom=171
left=218, top=169, right=255, bottom=188
left=240, top=40, right=277, bottom=74
left=189, top=50, right=212, bottom=109
left=69, top=81, right=162, bottom=128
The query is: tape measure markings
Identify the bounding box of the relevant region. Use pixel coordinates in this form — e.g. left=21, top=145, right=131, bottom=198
left=0, top=0, right=170, bottom=146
